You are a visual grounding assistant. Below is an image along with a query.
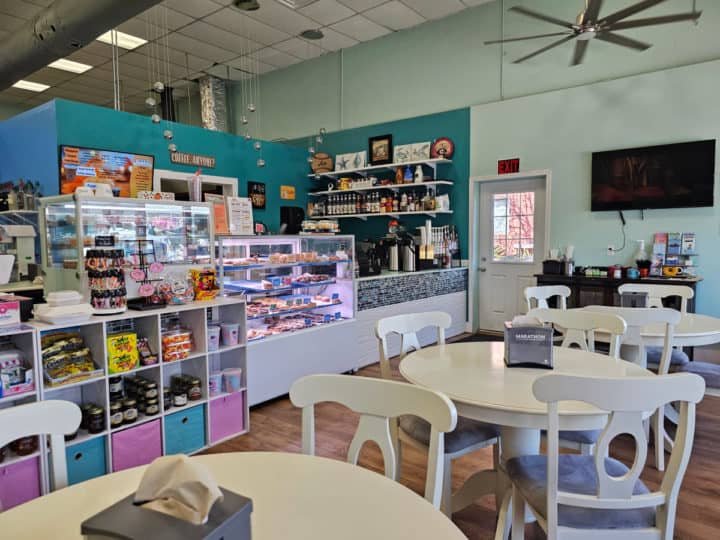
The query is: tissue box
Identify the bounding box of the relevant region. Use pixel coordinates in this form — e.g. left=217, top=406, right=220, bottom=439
left=620, top=292, right=648, bottom=308
left=81, top=488, right=252, bottom=540
left=504, top=322, right=554, bottom=369
left=0, top=298, right=20, bottom=326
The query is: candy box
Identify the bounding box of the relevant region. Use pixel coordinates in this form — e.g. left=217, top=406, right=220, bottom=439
left=107, top=332, right=139, bottom=373
left=0, top=298, right=20, bottom=326
left=0, top=350, right=34, bottom=397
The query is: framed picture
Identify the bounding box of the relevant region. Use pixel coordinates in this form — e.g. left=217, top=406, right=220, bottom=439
left=335, top=151, right=366, bottom=172
left=411, top=142, right=431, bottom=161
left=394, top=144, right=413, bottom=164
left=248, top=181, right=266, bottom=209
left=368, top=134, right=393, bottom=166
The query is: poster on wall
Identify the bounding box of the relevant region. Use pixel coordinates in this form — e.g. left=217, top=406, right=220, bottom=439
left=59, top=146, right=154, bottom=197
left=248, top=181, right=266, bottom=209
left=227, top=197, right=254, bottom=235
left=205, top=193, right=229, bottom=235
left=280, top=185, right=296, bottom=200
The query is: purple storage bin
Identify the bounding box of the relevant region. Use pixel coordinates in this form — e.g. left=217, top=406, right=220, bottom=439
left=111, top=419, right=162, bottom=472
left=0, top=458, right=41, bottom=510
left=210, top=392, right=245, bottom=444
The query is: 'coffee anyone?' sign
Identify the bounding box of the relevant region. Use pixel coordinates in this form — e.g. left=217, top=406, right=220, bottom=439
left=170, top=151, right=216, bottom=168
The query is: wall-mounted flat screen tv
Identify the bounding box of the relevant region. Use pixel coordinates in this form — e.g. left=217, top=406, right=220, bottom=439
left=59, top=146, right=155, bottom=197
left=591, top=140, right=715, bottom=211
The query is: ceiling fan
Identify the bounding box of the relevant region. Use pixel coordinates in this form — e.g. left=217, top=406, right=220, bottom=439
left=485, top=0, right=702, bottom=65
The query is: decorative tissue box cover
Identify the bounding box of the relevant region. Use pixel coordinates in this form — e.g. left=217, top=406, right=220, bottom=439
left=504, top=322, right=554, bottom=369
left=81, top=488, right=252, bottom=540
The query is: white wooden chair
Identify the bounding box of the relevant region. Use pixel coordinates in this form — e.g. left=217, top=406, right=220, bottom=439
left=524, top=285, right=571, bottom=311
left=618, top=283, right=693, bottom=368
left=528, top=308, right=627, bottom=455
left=289, top=373, right=457, bottom=510
left=508, top=372, right=704, bottom=540
left=585, top=306, right=681, bottom=471
left=375, top=312, right=500, bottom=516
left=0, top=400, right=81, bottom=491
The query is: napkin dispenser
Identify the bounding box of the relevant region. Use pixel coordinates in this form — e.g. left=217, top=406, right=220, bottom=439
left=81, top=488, right=252, bottom=540
left=620, top=291, right=648, bottom=308
left=504, top=320, right=554, bottom=369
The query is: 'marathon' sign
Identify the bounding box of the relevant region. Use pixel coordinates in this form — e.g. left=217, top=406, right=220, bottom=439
left=170, top=151, right=216, bottom=168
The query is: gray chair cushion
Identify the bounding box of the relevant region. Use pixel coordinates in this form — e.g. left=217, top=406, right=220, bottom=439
left=506, top=455, right=655, bottom=530
left=399, top=415, right=499, bottom=454
left=558, top=430, right=602, bottom=445
left=677, top=361, right=720, bottom=389
left=646, top=346, right=690, bottom=368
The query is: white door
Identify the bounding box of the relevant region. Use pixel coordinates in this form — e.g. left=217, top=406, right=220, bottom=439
left=476, top=176, right=547, bottom=331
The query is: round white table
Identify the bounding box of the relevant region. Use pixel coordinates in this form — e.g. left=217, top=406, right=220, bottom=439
left=0, top=452, right=465, bottom=540
left=399, top=341, right=652, bottom=540
left=642, top=312, right=720, bottom=347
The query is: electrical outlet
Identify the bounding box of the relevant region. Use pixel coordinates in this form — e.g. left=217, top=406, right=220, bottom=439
left=607, top=244, right=615, bottom=256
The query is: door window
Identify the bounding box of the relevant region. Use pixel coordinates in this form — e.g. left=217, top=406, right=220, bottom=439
left=492, top=191, right=535, bottom=263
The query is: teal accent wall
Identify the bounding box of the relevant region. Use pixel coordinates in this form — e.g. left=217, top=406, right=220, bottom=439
left=0, top=101, right=58, bottom=196
left=310, top=108, right=470, bottom=253
left=53, top=99, right=308, bottom=231
left=470, top=59, right=720, bottom=316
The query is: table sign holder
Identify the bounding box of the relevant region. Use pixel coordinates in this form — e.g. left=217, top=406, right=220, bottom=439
left=504, top=318, right=554, bottom=369
left=81, top=488, right=252, bottom=540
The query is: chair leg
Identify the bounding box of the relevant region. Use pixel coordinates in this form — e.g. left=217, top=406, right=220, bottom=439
left=511, top=486, right=525, bottom=540
left=654, top=408, right=666, bottom=472
left=441, top=454, right=452, bottom=517
left=494, top=490, right=512, bottom=540
left=394, top=440, right=402, bottom=482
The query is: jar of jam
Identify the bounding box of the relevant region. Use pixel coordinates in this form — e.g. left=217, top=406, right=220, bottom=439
left=11, top=436, right=38, bottom=456
left=87, top=406, right=106, bottom=434
left=80, top=402, right=95, bottom=430
left=109, top=401, right=124, bottom=427
left=64, top=430, right=78, bottom=442
left=173, top=390, right=187, bottom=407
left=108, top=376, right=123, bottom=401
left=186, top=377, right=202, bottom=401
left=122, top=399, right=138, bottom=424
left=143, top=381, right=158, bottom=399
left=145, top=398, right=160, bottom=416
left=163, top=388, right=172, bottom=410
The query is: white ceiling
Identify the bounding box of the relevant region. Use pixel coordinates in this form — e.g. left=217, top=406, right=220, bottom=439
left=0, top=0, right=488, bottom=115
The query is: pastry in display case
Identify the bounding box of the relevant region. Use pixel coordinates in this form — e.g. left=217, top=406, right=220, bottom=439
left=216, top=235, right=355, bottom=343
left=39, top=195, right=213, bottom=300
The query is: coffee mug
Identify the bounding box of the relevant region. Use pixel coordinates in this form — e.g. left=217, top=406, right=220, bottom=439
left=627, top=268, right=640, bottom=279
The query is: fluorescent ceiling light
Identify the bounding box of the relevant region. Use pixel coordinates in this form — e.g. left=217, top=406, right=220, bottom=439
left=12, top=80, right=50, bottom=92
left=48, top=58, right=93, bottom=74
left=96, top=30, right=147, bottom=50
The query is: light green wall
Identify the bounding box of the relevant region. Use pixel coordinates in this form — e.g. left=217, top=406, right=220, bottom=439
left=235, top=0, right=720, bottom=141
left=470, top=59, right=720, bottom=316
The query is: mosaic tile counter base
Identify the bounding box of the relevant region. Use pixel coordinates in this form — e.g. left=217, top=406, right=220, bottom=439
left=358, top=269, right=468, bottom=311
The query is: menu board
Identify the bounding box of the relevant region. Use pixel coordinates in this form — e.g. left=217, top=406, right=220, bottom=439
left=60, top=146, right=154, bottom=197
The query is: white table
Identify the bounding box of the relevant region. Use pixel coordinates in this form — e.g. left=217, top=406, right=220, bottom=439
left=642, top=312, right=720, bottom=348
left=0, top=452, right=465, bottom=540
left=399, top=341, right=652, bottom=539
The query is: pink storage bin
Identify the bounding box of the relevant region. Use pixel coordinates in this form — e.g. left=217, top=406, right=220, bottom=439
left=111, top=419, right=162, bottom=472
left=209, top=392, right=245, bottom=444
left=0, top=457, right=41, bottom=510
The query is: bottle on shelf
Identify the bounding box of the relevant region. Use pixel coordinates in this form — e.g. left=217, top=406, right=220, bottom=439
left=380, top=194, right=387, bottom=214
left=404, top=166, right=413, bottom=184
left=386, top=194, right=393, bottom=213
left=400, top=192, right=408, bottom=212
left=414, top=165, right=423, bottom=183
left=392, top=193, right=399, bottom=213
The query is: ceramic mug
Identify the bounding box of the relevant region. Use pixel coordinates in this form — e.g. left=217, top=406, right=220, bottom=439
left=627, top=268, right=640, bottom=279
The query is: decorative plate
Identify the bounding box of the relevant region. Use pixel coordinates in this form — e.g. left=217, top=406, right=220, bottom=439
left=431, top=137, right=455, bottom=159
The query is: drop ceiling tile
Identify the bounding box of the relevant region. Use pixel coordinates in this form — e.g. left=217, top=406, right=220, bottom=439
left=204, top=8, right=292, bottom=46
left=336, top=0, right=387, bottom=11
left=299, top=0, right=355, bottom=26
left=166, top=32, right=238, bottom=62
left=329, top=14, right=390, bottom=41
left=399, top=0, right=466, bottom=20
left=245, top=1, right=318, bottom=37
left=205, top=64, right=254, bottom=80
left=226, top=57, right=277, bottom=75
left=116, top=17, right=168, bottom=42
left=131, top=45, right=210, bottom=71
left=81, top=41, right=116, bottom=59
left=179, top=21, right=262, bottom=54
left=0, top=0, right=43, bottom=20
left=460, top=0, right=494, bottom=5
left=0, top=13, right=25, bottom=32
left=66, top=49, right=110, bottom=67
left=364, top=1, right=424, bottom=30
left=55, top=81, right=115, bottom=101
left=249, top=47, right=303, bottom=68
left=26, top=0, right=53, bottom=6
left=311, top=27, right=358, bottom=50
left=0, top=88, right=32, bottom=100
left=137, top=5, right=194, bottom=30
left=164, top=0, right=222, bottom=18
left=25, top=67, right=77, bottom=85
left=273, top=38, right=325, bottom=60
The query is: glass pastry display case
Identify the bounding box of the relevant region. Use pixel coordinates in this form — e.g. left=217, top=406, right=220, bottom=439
left=216, top=235, right=355, bottom=344
left=39, top=195, right=213, bottom=296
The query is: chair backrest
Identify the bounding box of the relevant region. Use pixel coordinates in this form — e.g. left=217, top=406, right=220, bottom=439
left=528, top=308, right=626, bottom=358
left=584, top=306, right=681, bottom=374
left=618, top=283, right=694, bottom=313
left=375, top=311, right=451, bottom=380
left=534, top=372, right=704, bottom=538
left=0, top=400, right=81, bottom=490
left=289, top=374, right=457, bottom=509
left=524, top=285, right=571, bottom=311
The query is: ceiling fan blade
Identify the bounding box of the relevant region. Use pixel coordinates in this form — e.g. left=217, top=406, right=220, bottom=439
left=513, top=35, right=577, bottom=64
left=584, top=0, right=604, bottom=22
left=607, top=11, right=701, bottom=31
left=595, top=31, right=652, bottom=51
left=598, top=0, right=667, bottom=26
left=571, top=40, right=590, bottom=65
left=484, top=32, right=572, bottom=45
left=509, top=6, right=575, bottom=29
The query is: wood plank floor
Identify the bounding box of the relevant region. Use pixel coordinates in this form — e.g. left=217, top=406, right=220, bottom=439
left=205, top=357, right=720, bottom=539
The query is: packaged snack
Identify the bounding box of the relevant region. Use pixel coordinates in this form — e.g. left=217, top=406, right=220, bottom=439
left=189, top=268, right=219, bottom=301
left=107, top=333, right=139, bottom=374
left=137, top=337, right=158, bottom=366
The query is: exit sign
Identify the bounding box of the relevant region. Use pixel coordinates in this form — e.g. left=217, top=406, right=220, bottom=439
left=498, top=158, right=520, bottom=174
